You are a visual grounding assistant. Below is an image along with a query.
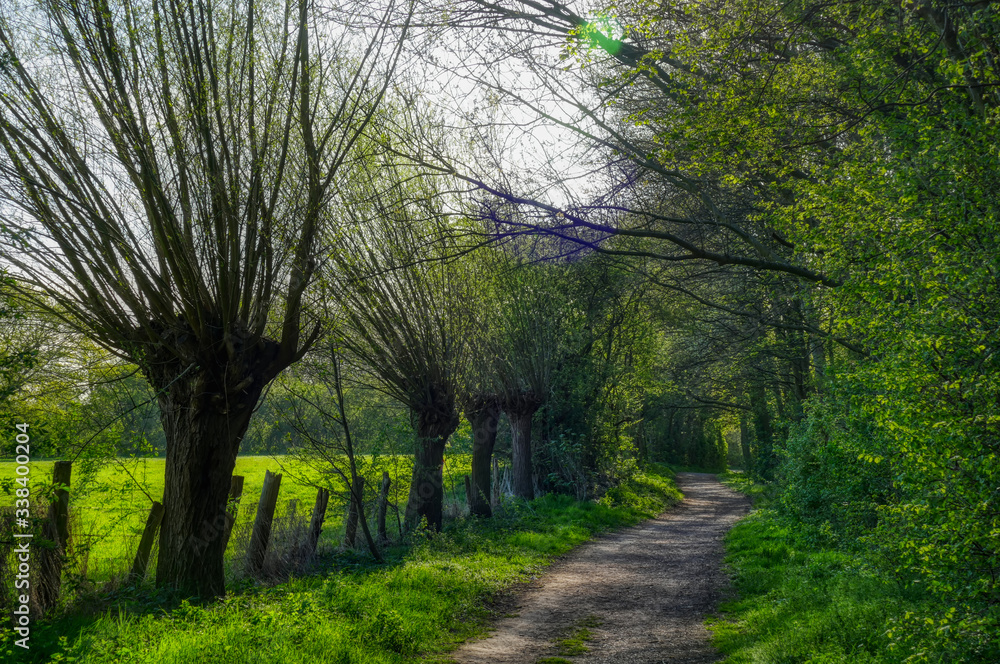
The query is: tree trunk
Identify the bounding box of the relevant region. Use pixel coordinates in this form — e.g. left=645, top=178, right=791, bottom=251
left=142, top=321, right=285, bottom=598
left=152, top=362, right=272, bottom=597
left=305, top=488, right=329, bottom=558
left=739, top=414, right=753, bottom=473
left=464, top=396, right=500, bottom=517
left=507, top=398, right=540, bottom=500
left=491, top=457, right=500, bottom=507
left=404, top=411, right=459, bottom=532
left=345, top=476, right=364, bottom=548
left=404, top=437, right=447, bottom=532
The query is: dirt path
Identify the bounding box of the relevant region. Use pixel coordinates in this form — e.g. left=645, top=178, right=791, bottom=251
left=448, top=473, right=751, bottom=664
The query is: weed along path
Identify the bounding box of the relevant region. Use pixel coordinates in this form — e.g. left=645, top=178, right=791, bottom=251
left=447, top=473, right=751, bottom=664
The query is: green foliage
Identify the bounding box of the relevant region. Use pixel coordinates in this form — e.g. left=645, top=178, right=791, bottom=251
left=711, top=508, right=1000, bottom=664
left=0, top=277, right=38, bottom=409
left=775, top=388, right=893, bottom=546
left=572, top=0, right=1000, bottom=647
left=534, top=258, right=665, bottom=494
left=599, top=463, right=680, bottom=515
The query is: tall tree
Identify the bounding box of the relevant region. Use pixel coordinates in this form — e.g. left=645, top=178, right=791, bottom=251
left=321, top=155, right=468, bottom=532
left=458, top=270, right=503, bottom=517
left=493, top=260, right=561, bottom=499
left=0, top=0, right=410, bottom=596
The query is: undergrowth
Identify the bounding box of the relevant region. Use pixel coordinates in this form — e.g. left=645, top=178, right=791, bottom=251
left=3, top=465, right=681, bottom=663
left=711, top=474, right=999, bottom=664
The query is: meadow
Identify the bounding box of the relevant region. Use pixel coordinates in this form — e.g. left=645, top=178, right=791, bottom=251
left=0, top=454, right=473, bottom=585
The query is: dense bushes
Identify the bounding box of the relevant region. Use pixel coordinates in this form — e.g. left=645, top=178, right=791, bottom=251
left=775, top=389, right=893, bottom=545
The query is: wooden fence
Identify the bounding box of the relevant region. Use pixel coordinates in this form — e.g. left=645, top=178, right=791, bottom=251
left=0, top=463, right=339, bottom=619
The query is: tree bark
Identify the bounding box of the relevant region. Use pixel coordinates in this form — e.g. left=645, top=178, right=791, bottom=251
left=464, top=395, right=500, bottom=517
left=505, top=393, right=540, bottom=500
left=491, top=457, right=500, bottom=507
left=345, top=476, right=364, bottom=548
left=305, top=488, right=329, bottom=558
left=156, top=396, right=258, bottom=597
left=739, top=414, right=753, bottom=473
left=404, top=438, right=448, bottom=532
left=146, top=322, right=282, bottom=598
left=376, top=472, right=391, bottom=545
left=404, top=410, right=459, bottom=532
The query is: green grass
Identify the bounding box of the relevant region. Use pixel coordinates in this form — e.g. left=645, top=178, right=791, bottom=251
left=2, top=464, right=681, bottom=663
left=0, top=455, right=474, bottom=583
left=710, top=476, right=999, bottom=664
left=708, top=509, right=900, bottom=664
left=553, top=615, right=601, bottom=656
left=717, top=470, right=765, bottom=500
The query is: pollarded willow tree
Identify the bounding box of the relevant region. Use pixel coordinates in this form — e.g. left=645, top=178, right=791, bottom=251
left=457, top=243, right=563, bottom=511
left=0, top=0, right=411, bottom=597
left=455, top=253, right=503, bottom=518
left=322, top=153, right=470, bottom=532
left=492, top=259, right=562, bottom=500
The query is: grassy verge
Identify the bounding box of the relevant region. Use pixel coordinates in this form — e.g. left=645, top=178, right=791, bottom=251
left=3, top=464, right=681, bottom=663
left=710, top=473, right=997, bottom=664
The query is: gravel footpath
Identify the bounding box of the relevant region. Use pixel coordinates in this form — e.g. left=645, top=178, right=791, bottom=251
left=447, top=472, right=751, bottom=664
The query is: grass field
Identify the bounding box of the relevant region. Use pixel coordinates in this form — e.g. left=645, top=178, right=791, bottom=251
left=0, top=454, right=473, bottom=584
left=0, top=464, right=681, bottom=663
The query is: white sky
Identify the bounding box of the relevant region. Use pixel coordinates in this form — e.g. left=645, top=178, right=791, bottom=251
left=396, top=0, right=620, bottom=209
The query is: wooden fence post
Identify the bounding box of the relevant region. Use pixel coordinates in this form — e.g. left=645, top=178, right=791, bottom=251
left=221, top=475, right=244, bottom=551
left=376, top=472, right=391, bottom=545
left=344, top=476, right=365, bottom=549
left=129, top=501, right=164, bottom=582
left=246, top=470, right=281, bottom=575
left=305, top=488, right=329, bottom=557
